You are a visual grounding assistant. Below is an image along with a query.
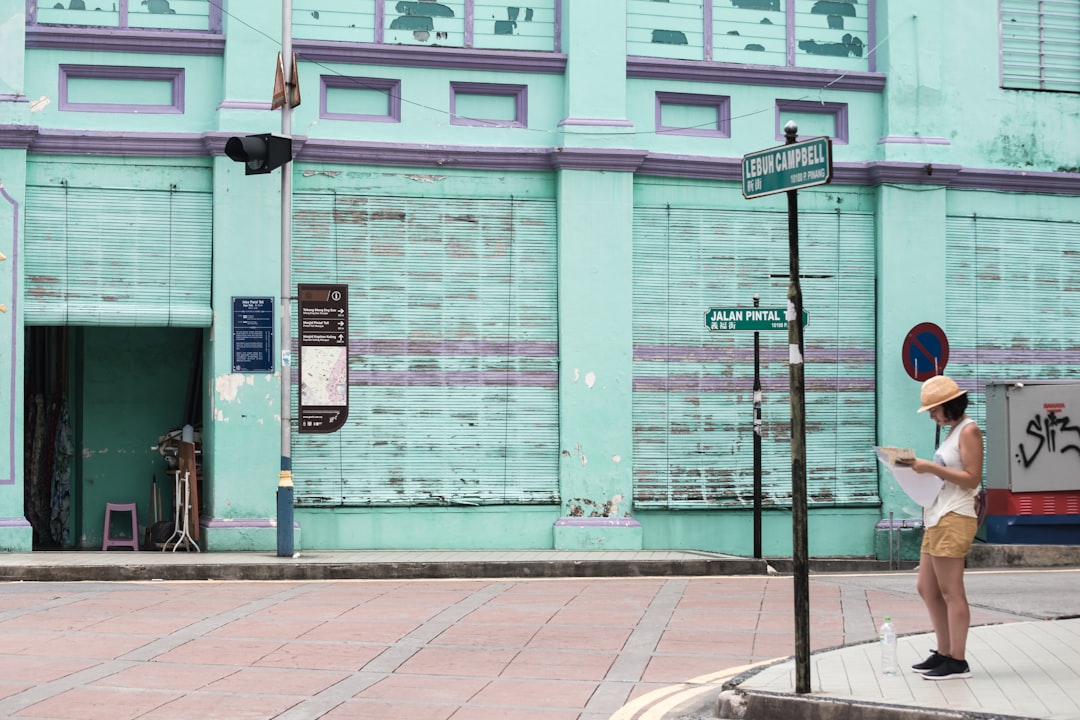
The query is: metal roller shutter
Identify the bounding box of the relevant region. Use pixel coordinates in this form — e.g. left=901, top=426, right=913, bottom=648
left=946, top=214, right=1080, bottom=427
left=24, top=185, right=212, bottom=327
left=632, top=205, right=878, bottom=509
left=291, top=193, right=559, bottom=507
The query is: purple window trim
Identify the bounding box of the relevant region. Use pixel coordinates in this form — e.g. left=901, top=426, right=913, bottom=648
left=0, top=94, right=28, bottom=103
left=465, top=0, right=474, bottom=48
left=656, top=91, right=731, bottom=138
left=627, top=57, right=884, bottom=93
left=296, top=40, right=566, bottom=74
left=558, top=117, right=634, bottom=128
left=26, top=27, right=225, bottom=55
left=450, top=82, right=527, bottom=128
left=373, top=0, right=558, bottom=51
left=0, top=184, right=19, bottom=485
left=321, top=76, right=401, bottom=123
left=774, top=99, right=848, bottom=144
left=59, top=64, right=185, bottom=114
left=26, top=0, right=221, bottom=32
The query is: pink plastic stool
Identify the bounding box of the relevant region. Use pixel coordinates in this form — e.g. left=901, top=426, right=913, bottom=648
left=102, top=502, right=140, bottom=551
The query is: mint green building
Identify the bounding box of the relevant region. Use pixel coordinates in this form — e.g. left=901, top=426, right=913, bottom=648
left=2, top=1, right=1078, bottom=555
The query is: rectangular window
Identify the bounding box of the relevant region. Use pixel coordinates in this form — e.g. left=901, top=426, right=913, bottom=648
left=450, top=82, right=527, bottom=127
left=59, top=65, right=185, bottom=114
left=775, top=99, right=848, bottom=143
left=1001, top=0, right=1080, bottom=93
left=321, top=76, right=401, bottom=122
left=29, top=0, right=218, bottom=32
left=656, top=92, right=731, bottom=137
left=629, top=0, right=875, bottom=73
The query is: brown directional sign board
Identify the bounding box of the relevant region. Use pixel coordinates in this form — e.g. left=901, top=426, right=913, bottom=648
left=298, top=284, right=349, bottom=434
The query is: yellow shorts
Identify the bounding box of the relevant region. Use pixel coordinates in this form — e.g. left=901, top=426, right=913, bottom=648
left=921, top=512, right=978, bottom=559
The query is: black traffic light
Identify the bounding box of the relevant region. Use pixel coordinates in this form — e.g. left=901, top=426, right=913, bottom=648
left=225, top=133, right=292, bottom=175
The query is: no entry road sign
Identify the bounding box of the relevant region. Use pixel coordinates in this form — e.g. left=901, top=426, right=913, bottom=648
left=902, top=322, right=950, bottom=381
left=742, top=136, right=833, bottom=199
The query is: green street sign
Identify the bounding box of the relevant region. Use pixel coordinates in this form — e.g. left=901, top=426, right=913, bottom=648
left=742, top=136, right=833, bottom=199
left=705, top=307, right=809, bottom=332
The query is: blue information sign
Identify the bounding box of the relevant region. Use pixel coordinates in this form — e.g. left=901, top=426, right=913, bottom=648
left=232, top=297, right=274, bottom=373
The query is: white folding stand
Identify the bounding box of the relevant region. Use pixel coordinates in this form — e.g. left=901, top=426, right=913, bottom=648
left=163, top=470, right=200, bottom=552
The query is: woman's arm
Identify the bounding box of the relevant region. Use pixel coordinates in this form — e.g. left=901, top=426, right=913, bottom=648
left=899, top=424, right=984, bottom=489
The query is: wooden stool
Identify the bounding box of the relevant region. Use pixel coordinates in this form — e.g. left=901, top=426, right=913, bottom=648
left=102, top=502, right=140, bottom=551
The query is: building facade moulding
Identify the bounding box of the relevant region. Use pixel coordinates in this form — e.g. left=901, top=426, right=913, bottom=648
left=25, top=27, right=225, bottom=56
left=6, top=127, right=1079, bottom=195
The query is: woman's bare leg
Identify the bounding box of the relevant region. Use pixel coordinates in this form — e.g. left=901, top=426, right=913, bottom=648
left=929, top=555, right=970, bottom=660
left=916, top=552, right=951, bottom=656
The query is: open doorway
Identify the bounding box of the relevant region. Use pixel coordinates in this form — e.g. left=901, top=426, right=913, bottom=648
left=24, top=326, right=203, bottom=550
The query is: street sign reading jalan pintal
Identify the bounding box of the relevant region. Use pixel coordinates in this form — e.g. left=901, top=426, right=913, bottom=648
left=742, top=136, right=833, bottom=199
left=706, top=306, right=809, bottom=332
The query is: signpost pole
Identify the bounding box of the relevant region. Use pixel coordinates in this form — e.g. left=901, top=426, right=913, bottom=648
left=277, top=0, right=295, bottom=558
left=784, top=121, right=811, bottom=694
left=753, top=294, right=762, bottom=560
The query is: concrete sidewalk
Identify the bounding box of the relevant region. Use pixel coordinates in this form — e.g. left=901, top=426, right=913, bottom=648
left=2, top=548, right=1079, bottom=720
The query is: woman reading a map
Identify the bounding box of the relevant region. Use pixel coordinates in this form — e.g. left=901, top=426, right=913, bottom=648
left=896, top=375, right=984, bottom=681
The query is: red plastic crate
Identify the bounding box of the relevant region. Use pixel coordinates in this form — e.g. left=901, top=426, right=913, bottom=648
left=986, top=489, right=1080, bottom=516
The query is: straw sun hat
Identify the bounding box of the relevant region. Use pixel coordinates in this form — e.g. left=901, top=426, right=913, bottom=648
left=917, top=375, right=967, bottom=413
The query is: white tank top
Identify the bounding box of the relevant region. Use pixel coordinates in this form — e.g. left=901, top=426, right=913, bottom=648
left=923, top=417, right=980, bottom=528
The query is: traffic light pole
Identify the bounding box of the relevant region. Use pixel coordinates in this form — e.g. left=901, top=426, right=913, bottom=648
left=277, top=0, right=295, bottom=558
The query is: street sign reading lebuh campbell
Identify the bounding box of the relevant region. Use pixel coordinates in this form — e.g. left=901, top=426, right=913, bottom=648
left=742, top=136, right=833, bottom=199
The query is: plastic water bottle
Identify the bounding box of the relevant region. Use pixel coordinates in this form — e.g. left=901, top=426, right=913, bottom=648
left=879, top=616, right=899, bottom=676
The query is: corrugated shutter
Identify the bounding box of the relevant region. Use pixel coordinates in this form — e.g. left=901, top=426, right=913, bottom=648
left=1001, top=0, right=1080, bottom=93
left=632, top=205, right=877, bottom=509
left=24, top=185, right=212, bottom=327
left=628, top=0, right=705, bottom=61
left=291, top=193, right=559, bottom=507
left=946, top=214, right=1080, bottom=427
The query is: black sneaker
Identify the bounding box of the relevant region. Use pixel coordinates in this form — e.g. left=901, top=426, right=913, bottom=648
left=922, top=657, right=972, bottom=680
left=911, top=650, right=948, bottom=674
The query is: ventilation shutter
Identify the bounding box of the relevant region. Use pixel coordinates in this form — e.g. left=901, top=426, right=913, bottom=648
left=1001, top=0, right=1080, bottom=92
left=291, top=193, right=559, bottom=507
left=946, top=215, right=1080, bottom=427
left=632, top=205, right=877, bottom=509
left=24, top=186, right=212, bottom=327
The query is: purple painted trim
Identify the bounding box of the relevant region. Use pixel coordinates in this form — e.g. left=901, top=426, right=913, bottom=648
left=635, top=345, right=875, bottom=363
left=294, top=40, right=567, bottom=75
left=349, top=339, right=557, bottom=356
left=465, top=0, right=474, bottom=48
left=878, top=136, right=951, bottom=145
left=217, top=100, right=274, bottom=111
left=633, top=376, right=876, bottom=393
left=209, top=2, right=222, bottom=34
left=375, top=0, right=385, bottom=43
left=120, top=1, right=129, bottom=28
left=553, top=0, right=562, bottom=54
left=953, top=349, right=1080, bottom=364
left=0, top=95, right=28, bottom=103
left=26, top=0, right=36, bottom=24
left=867, top=0, right=877, bottom=73
left=703, top=0, right=713, bottom=61
left=345, top=370, right=558, bottom=388
left=558, top=117, right=634, bottom=127
left=775, top=99, right=848, bottom=144
left=26, top=28, right=225, bottom=56
left=450, top=82, right=527, bottom=128
left=0, top=125, right=37, bottom=150
left=297, top=138, right=553, bottom=170
left=550, top=147, right=648, bottom=171
left=786, top=0, right=796, bottom=67
left=202, top=517, right=298, bottom=530
left=321, top=76, right=401, bottom=123
left=13, top=128, right=1080, bottom=195
left=59, top=64, right=184, bottom=114
left=554, top=517, right=642, bottom=528
left=0, top=517, right=32, bottom=528
left=656, top=91, right=731, bottom=138
left=626, top=56, right=886, bottom=93
left=30, top=129, right=209, bottom=156
left=0, top=184, right=19, bottom=485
